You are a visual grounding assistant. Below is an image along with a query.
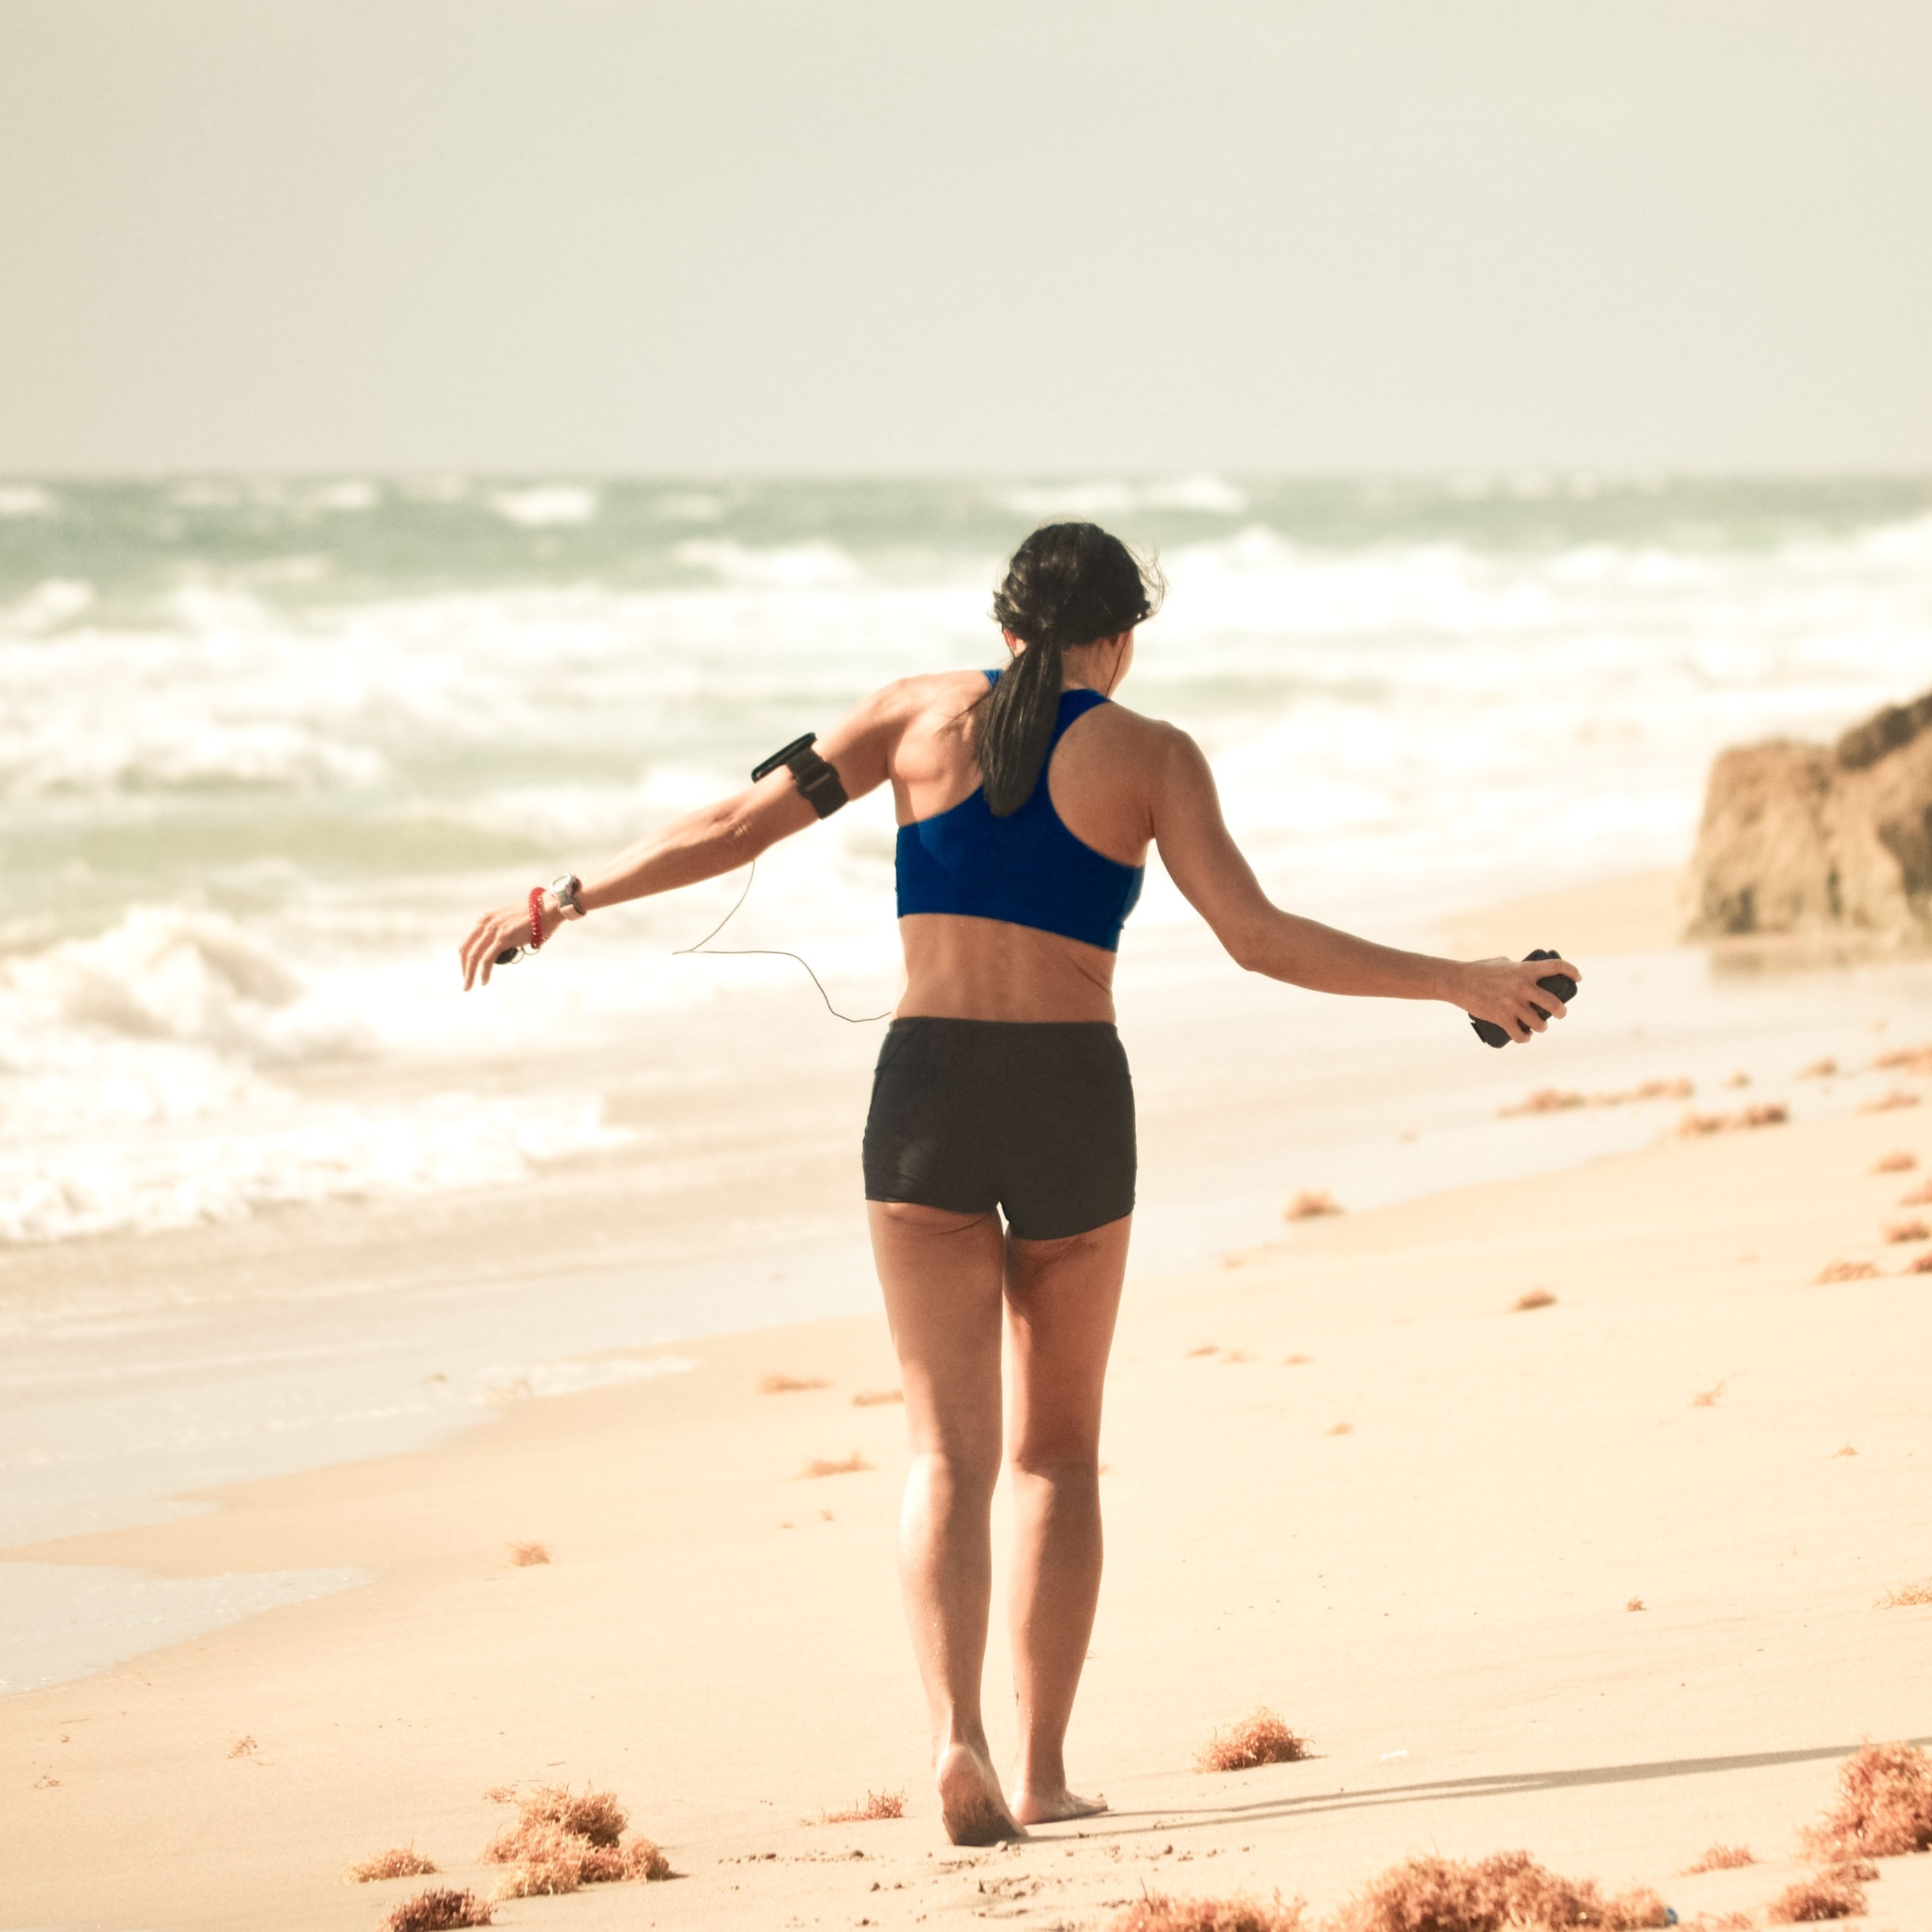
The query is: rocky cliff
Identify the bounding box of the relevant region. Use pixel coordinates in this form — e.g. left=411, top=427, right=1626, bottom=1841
left=1683, top=689, right=1932, bottom=939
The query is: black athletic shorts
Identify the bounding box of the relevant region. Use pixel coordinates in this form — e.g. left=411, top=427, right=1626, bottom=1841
left=862, top=1017, right=1136, bottom=1239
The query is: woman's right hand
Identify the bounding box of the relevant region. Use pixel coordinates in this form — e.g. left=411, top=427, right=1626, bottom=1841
left=1456, top=955, right=1581, bottom=1042
left=459, top=892, right=556, bottom=990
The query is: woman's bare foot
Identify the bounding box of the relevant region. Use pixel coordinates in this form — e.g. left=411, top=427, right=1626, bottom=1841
left=1011, top=1782, right=1108, bottom=1826
left=936, top=1740, right=1025, bottom=1845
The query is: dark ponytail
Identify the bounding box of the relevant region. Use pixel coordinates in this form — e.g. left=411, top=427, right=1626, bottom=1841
left=980, top=522, right=1163, bottom=817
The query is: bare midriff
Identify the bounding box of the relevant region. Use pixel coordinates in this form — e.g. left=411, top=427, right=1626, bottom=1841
left=896, top=913, right=1119, bottom=1025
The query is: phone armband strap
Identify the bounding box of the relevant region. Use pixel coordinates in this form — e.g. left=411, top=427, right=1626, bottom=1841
left=751, top=732, right=848, bottom=819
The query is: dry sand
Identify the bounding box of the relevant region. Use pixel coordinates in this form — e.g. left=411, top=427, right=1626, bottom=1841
left=7, top=1051, right=1932, bottom=1928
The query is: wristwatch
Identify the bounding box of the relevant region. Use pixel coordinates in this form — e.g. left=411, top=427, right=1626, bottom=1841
left=550, top=873, right=587, bottom=919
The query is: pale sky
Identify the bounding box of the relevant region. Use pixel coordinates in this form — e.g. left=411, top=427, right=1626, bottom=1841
left=3, top=0, right=1930, bottom=474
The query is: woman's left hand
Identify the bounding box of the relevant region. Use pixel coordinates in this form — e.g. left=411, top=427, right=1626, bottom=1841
left=459, top=891, right=558, bottom=990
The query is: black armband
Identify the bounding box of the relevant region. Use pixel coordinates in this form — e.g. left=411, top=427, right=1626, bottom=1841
left=751, top=732, right=848, bottom=818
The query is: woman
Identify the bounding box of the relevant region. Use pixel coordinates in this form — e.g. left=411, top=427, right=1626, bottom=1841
left=459, top=522, right=1577, bottom=1846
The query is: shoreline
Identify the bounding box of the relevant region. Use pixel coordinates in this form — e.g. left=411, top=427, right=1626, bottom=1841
left=5, top=1068, right=1931, bottom=1928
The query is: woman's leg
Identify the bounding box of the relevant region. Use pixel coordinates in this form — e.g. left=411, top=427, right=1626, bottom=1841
left=867, top=1198, right=1020, bottom=1845
left=1002, top=1212, right=1131, bottom=1825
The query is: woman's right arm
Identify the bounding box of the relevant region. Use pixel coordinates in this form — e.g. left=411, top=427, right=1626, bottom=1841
left=458, top=680, right=914, bottom=989
left=1147, top=725, right=1580, bottom=1044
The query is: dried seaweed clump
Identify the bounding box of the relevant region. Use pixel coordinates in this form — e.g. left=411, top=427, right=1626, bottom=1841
left=1328, top=1852, right=1669, bottom=1932
left=382, top=1890, right=492, bottom=1932
left=1108, top=1892, right=1308, bottom=1931
left=1799, top=1740, right=1932, bottom=1859
left=1909, top=1251, right=1932, bottom=1274
left=1679, top=1103, right=1788, bottom=1136
left=852, top=1387, right=904, bottom=1406
left=1862, top=1090, right=1921, bottom=1113
left=481, top=1784, right=669, bottom=1898
left=1681, top=1844, right=1754, bottom=1874
left=506, top=1541, right=549, bottom=1567
left=814, top=1787, right=906, bottom=1824
left=1884, top=1217, right=1931, bottom=1243
left=1194, top=1708, right=1309, bottom=1773
left=800, top=1453, right=873, bottom=1478
left=1499, top=1088, right=1586, bottom=1118
left=1814, top=1260, right=1879, bottom=1284
left=761, top=1373, right=830, bottom=1394
left=1513, top=1288, right=1558, bottom=1312
left=344, top=1846, right=439, bottom=1883
left=1767, top=1870, right=1867, bottom=1923
left=1873, top=1149, right=1918, bottom=1173
left=1284, top=1189, right=1343, bottom=1221
left=1876, top=1579, right=1932, bottom=1607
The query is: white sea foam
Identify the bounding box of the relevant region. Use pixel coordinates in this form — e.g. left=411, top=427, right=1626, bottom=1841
left=0, top=484, right=57, bottom=517
left=492, top=484, right=600, bottom=526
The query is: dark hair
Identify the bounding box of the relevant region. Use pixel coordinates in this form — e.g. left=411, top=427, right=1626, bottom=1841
left=980, top=523, right=1163, bottom=816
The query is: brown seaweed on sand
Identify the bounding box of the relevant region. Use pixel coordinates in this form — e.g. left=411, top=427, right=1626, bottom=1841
left=811, top=1788, right=906, bottom=1824
left=1873, top=1148, right=1918, bottom=1173
left=1862, top=1090, right=1921, bottom=1113
left=1814, top=1259, right=1879, bottom=1283
left=1512, top=1288, right=1557, bottom=1312
left=1108, top=1893, right=1308, bottom=1931
left=1679, top=1103, right=1788, bottom=1136
left=1876, top=1579, right=1932, bottom=1606
left=1909, top=1250, right=1932, bottom=1274
left=1798, top=1740, right=1932, bottom=1859
left=1767, top=1870, right=1867, bottom=1922
left=1327, top=1851, right=1669, bottom=1931
left=1680, top=1844, right=1754, bottom=1873
left=506, top=1541, right=548, bottom=1567
left=481, top=1784, right=670, bottom=1897
left=344, top=1846, right=439, bottom=1883
left=1284, top=1189, right=1342, bottom=1221
left=1194, top=1708, right=1309, bottom=1773
left=799, top=1453, right=872, bottom=1478
left=761, top=1373, right=831, bottom=1394
left=851, top=1387, right=903, bottom=1406
left=1883, top=1217, right=1931, bottom=1243
left=382, top=1891, right=492, bottom=1931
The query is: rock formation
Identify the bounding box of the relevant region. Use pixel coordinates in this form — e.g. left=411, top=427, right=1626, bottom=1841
left=1683, top=688, right=1932, bottom=939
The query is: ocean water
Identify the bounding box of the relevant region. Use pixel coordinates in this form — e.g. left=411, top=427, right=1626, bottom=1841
left=6, top=474, right=1931, bottom=1248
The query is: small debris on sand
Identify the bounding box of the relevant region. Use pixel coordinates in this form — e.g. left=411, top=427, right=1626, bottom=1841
left=1327, top=1421, right=1354, bottom=1437
left=761, top=1373, right=831, bottom=1395
left=1725, top=1071, right=1752, bottom=1088
left=851, top=1388, right=903, bottom=1406
left=507, top=1541, right=549, bottom=1567
left=1815, top=1260, right=1880, bottom=1283
left=1512, top=1289, right=1557, bottom=1312
left=1282, top=1353, right=1313, bottom=1366
left=1682, top=1844, right=1755, bottom=1873
left=1873, top=1042, right=1932, bottom=1074
left=1108, top=1892, right=1308, bottom=1931
left=1626, top=1597, right=1646, bottom=1612
left=812, top=1788, right=906, bottom=1824
left=1194, top=1708, right=1309, bottom=1773
left=344, top=1847, right=439, bottom=1883
left=1222, top=1350, right=1255, bottom=1364
left=1799, top=1740, right=1932, bottom=1859
left=1328, top=1851, right=1669, bottom=1931
left=1679, top=1103, right=1789, bottom=1136
left=1767, top=1870, right=1866, bottom=1922
left=1284, top=1189, right=1343, bottom=1221
left=1873, top=1149, right=1918, bottom=1173
left=1798, top=1057, right=1838, bottom=1079
left=1898, top=1177, right=1932, bottom=1203
left=1876, top=1580, right=1932, bottom=1607
left=1862, top=1090, right=1921, bottom=1113
left=1187, top=1344, right=1221, bottom=1358
left=800, top=1453, right=873, bottom=1478
left=1690, top=1381, right=1726, bottom=1408
left=227, top=1735, right=256, bottom=1759
left=1833, top=1445, right=1859, bottom=1458
left=1499, top=1088, right=1585, bottom=1117
left=382, top=1890, right=492, bottom=1931
left=1910, top=1251, right=1932, bottom=1274
left=1883, top=1217, right=1931, bottom=1243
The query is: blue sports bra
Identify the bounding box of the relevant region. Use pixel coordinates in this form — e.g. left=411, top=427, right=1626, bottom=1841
left=894, top=674, right=1145, bottom=953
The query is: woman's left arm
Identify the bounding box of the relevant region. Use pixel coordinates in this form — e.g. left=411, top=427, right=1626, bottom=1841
left=458, top=684, right=906, bottom=988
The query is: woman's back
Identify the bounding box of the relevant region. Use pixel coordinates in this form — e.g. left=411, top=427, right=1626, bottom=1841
left=886, top=666, right=1165, bottom=1024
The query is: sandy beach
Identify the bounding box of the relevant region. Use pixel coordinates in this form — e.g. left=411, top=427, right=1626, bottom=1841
left=7, top=883, right=1932, bottom=1931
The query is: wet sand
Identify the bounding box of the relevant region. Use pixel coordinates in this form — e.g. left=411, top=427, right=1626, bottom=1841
left=6, top=949, right=1932, bottom=1927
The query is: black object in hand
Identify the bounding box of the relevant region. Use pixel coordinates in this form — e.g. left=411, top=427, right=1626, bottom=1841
left=1470, top=948, right=1577, bottom=1048
left=494, top=946, right=522, bottom=967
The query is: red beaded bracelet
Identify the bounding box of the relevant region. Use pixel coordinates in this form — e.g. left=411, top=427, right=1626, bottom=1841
left=527, top=885, right=546, bottom=952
